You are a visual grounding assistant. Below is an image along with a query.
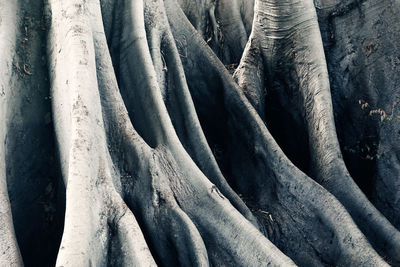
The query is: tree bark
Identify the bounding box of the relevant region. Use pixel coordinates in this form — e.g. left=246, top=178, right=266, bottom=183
left=0, top=0, right=399, bottom=266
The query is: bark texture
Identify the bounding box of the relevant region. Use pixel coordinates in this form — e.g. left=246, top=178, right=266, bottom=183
left=0, top=0, right=399, bottom=266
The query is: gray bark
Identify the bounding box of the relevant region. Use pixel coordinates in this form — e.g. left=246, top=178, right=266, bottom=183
left=0, top=0, right=399, bottom=266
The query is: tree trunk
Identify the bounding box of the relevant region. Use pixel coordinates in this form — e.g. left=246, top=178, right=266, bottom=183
left=0, top=0, right=399, bottom=266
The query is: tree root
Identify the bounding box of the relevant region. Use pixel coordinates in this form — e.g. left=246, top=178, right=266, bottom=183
left=231, top=0, right=400, bottom=264
left=1, top=0, right=399, bottom=265
left=45, top=0, right=298, bottom=265
left=165, top=0, right=395, bottom=265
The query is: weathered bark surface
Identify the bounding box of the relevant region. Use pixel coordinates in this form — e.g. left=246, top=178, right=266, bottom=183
left=315, top=0, right=400, bottom=231
left=0, top=0, right=399, bottom=266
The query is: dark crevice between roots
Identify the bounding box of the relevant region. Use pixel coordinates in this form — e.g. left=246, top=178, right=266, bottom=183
left=263, top=77, right=312, bottom=176
left=337, top=128, right=379, bottom=199
left=107, top=223, right=120, bottom=267
left=9, top=157, right=65, bottom=267
left=123, top=204, right=165, bottom=267
left=6, top=1, right=66, bottom=266
left=6, top=82, right=66, bottom=267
